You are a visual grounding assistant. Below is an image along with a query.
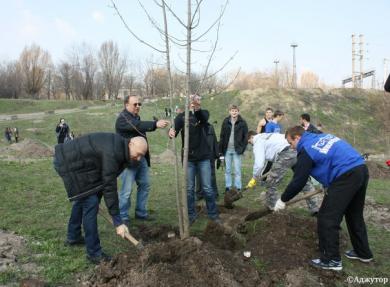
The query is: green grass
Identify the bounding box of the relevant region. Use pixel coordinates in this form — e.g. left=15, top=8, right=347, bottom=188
left=0, top=91, right=389, bottom=285
left=0, top=99, right=106, bottom=114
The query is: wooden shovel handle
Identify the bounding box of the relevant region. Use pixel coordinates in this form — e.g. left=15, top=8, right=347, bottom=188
left=98, top=207, right=140, bottom=247
left=285, top=188, right=323, bottom=206
left=124, top=232, right=140, bottom=246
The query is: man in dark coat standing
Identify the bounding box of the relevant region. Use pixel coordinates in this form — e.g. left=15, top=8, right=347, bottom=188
left=168, top=94, right=220, bottom=225
left=219, top=104, right=248, bottom=192
left=115, top=95, right=169, bottom=225
left=54, top=133, right=147, bottom=264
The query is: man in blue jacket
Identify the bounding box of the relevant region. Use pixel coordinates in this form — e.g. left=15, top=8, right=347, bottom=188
left=274, top=126, right=373, bottom=271
left=265, top=110, right=284, bottom=133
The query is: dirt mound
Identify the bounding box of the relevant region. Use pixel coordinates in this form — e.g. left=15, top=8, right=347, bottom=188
left=86, top=212, right=347, bottom=287
left=0, top=139, right=53, bottom=161
left=86, top=237, right=261, bottom=287
left=366, top=161, right=390, bottom=179
left=0, top=230, right=26, bottom=272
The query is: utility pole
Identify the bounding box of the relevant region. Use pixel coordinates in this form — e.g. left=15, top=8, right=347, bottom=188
left=273, top=59, right=279, bottom=88
left=359, top=34, right=364, bottom=88
left=352, top=34, right=356, bottom=88
left=290, top=43, right=298, bottom=88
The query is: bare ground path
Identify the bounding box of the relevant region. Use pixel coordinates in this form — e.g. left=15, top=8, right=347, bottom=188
left=0, top=104, right=112, bottom=122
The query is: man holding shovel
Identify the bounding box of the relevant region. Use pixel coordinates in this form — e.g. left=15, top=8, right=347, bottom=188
left=53, top=133, right=147, bottom=264
left=245, top=130, right=319, bottom=214
left=274, top=126, right=373, bottom=271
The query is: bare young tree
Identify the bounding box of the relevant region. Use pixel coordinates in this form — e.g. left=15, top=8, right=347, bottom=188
left=98, top=41, right=127, bottom=100
left=18, top=44, right=51, bottom=99
left=110, top=0, right=232, bottom=239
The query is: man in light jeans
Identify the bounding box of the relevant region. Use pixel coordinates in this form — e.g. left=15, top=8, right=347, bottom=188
left=219, top=105, right=248, bottom=192
left=115, top=95, right=169, bottom=225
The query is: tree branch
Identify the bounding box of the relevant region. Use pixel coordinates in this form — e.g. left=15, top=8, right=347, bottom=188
left=138, top=0, right=187, bottom=46
left=191, top=0, right=228, bottom=42
left=159, top=0, right=187, bottom=28
left=195, top=19, right=221, bottom=94
left=110, top=0, right=166, bottom=54
left=191, top=0, right=204, bottom=28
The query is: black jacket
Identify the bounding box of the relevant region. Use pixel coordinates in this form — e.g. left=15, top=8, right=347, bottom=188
left=306, top=123, right=322, bottom=134
left=173, top=109, right=212, bottom=162
left=56, top=123, right=69, bottom=139
left=54, top=133, right=131, bottom=218
left=385, top=73, right=390, bottom=92
left=205, top=123, right=219, bottom=160
left=219, top=115, right=248, bottom=156
left=115, top=109, right=157, bottom=166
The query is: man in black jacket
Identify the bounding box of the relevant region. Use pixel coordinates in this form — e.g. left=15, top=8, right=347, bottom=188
left=219, top=105, right=248, bottom=192
left=54, top=133, right=147, bottom=264
left=299, top=113, right=322, bottom=134
left=385, top=73, right=390, bottom=92
left=168, top=94, right=220, bottom=225
left=115, top=95, right=169, bottom=225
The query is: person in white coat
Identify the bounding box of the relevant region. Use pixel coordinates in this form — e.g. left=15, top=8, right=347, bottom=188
left=246, top=130, right=319, bottom=214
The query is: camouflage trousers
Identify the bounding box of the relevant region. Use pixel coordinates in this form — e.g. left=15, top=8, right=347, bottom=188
left=262, top=148, right=319, bottom=212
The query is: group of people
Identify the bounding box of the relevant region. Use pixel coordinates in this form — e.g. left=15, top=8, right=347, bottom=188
left=4, top=127, right=19, bottom=143
left=54, top=93, right=373, bottom=271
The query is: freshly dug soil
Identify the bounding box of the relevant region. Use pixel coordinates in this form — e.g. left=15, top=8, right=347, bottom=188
left=86, top=212, right=348, bottom=287
left=366, top=161, right=390, bottom=179
left=0, top=139, right=53, bottom=161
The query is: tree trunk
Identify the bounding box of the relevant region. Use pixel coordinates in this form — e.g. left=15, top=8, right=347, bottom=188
left=161, top=1, right=186, bottom=239
left=180, top=0, right=192, bottom=238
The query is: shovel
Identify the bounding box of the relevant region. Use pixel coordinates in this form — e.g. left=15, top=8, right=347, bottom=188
left=244, top=188, right=323, bottom=221
left=224, top=172, right=270, bottom=208
left=98, top=207, right=144, bottom=250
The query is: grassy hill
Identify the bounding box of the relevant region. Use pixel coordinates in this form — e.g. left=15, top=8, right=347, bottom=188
left=0, top=89, right=389, bottom=286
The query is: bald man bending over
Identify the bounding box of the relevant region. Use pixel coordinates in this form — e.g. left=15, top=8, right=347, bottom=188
left=53, top=133, right=147, bottom=264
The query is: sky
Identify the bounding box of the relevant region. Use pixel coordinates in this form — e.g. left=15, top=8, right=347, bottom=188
left=0, top=0, right=389, bottom=87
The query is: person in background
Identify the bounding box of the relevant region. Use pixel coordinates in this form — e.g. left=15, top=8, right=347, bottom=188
left=256, top=108, right=273, bottom=134
left=55, top=118, right=70, bottom=144
left=13, top=127, right=19, bottom=143
left=265, top=110, right=284, bottom=133
left=299, top=113, right=322, bottom=134
left=275, top=126, right=373, bottom=271
left=219, top=104, right=248, bottom=193
left=4, top=128, right=12, bottom=143
left=317, top=123, right=323, bottom=132
left=196, top=121, right=219, bottom=200
left=385, top=73, right=390, bottom=92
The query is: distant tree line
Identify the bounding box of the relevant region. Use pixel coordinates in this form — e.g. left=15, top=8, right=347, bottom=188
left=0, top=42, right=325, bottom=100
left=0, top=41, right=227, bottom=100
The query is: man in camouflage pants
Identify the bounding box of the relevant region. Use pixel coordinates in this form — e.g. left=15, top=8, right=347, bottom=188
left=246, top=131, right=319, bottom=214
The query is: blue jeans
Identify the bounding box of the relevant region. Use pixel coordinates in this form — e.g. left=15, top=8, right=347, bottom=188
left=119, top=157, right=150, bottom=221
left=67, top=194, right=101, bottom=258
left=224, top=148, right=242, bottom=189
left=187, top=160, right=219, bottom=221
